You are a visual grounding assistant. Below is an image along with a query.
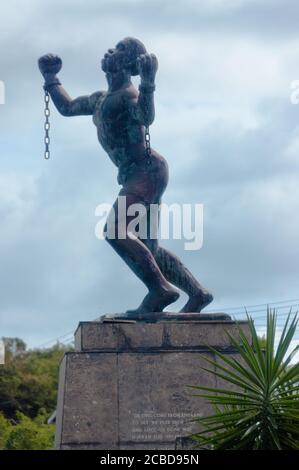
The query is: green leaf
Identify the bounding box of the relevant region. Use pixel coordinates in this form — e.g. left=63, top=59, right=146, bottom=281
left=189, top=308, right=299, bottom=450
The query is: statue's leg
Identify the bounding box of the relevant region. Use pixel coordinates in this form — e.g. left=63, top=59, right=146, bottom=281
left=104, top=192, right=179, bottom=314
left=155, top=248, right=213, bottom=312
left=143, top=210, right=213, bottom=313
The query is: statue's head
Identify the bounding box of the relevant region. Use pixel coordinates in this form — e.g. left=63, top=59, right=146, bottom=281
left=101, top=37, right=147, bottom=75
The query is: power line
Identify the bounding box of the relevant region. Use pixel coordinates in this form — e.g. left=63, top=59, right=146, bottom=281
left=223, top=309, right=299, bottom=319
left=205, top=298, right=299, bottom=313
left=34, top=331, right=75, bottom=349
left=30, top=299, right=299, bottom=349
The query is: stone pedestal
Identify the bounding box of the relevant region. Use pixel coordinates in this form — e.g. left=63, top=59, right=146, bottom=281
left=55, top=317, right=250, bottom=450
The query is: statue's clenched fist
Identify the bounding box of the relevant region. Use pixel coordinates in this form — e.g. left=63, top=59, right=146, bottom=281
left=136, top=53, right=158, bottom=84
left=38, top=54, right=62, bottom=77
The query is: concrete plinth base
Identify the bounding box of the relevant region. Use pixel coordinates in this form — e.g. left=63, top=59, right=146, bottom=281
left=55, top=317, right=250, bottom=450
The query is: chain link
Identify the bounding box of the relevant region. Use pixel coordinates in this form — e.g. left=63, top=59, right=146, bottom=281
left=145, top=126, right=151, bottom=159
left=44, top=91, right=50, bottom=159
left=43, top=89, right=150, bottom=161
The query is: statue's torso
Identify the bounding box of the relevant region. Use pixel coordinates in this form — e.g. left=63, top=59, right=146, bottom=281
left=92, top=88, right=145, bottom=170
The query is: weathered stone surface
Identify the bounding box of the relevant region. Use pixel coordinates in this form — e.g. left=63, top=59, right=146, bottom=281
left=75, top=320, right=250, bottom=352
left=60, top=443, right=119, bottom=450
left=75, top=321, right=166, bottom=351
left=101, top=312, right=231, bottom=322
left=57, top=319, right=250, bottom=450
left=118, top=352, right=215, bottom=446
left=55, top=352, right=67, bottom=449
left=61, top=443, right=174, bottom=450
left=119, top=443, right=175, bottom=450
left=215, top=353, right=248, bottom=393
left=55, top=353, right=118, bottom=447
left=165, top=321, right=250, bottom=349
left=74, top=322, right=119, bottom=351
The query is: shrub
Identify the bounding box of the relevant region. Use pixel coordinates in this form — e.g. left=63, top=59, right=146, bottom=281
left=190, top=309, right=299, bottom=449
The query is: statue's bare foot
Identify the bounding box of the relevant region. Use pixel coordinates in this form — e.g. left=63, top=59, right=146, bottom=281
left=179, top=290, right=213, bottom=313
left=126, top=286, right=180, bottom=315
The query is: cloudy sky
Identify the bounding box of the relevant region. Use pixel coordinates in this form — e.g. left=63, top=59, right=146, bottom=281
left=1, top=0, right=299, bottom=349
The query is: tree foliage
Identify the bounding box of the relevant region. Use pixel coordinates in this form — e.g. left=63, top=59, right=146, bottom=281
left=0, top=341, right=71, bottom=449
left=2, top=411, right=55, bottom=450
left=0, top=343, right=69, bottom=419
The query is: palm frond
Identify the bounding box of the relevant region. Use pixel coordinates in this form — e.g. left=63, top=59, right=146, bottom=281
left=190, top=308, right=299, bottom=450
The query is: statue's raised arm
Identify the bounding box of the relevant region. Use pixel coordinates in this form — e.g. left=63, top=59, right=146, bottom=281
left=38, top=54, right=102, bottom=116
left=134, top=53, right=158, bottom=126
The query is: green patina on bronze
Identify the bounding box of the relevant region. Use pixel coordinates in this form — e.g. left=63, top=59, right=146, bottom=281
left=38, top=37, right=214, bottom=318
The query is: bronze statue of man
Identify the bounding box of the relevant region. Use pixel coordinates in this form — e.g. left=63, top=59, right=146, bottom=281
left=38, top=37, right=213, bottom=315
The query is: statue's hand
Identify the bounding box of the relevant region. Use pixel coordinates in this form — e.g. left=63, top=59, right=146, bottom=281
left=137, top=53, right=158, bottom=84
left=38, top=54, right=62, bottom=78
